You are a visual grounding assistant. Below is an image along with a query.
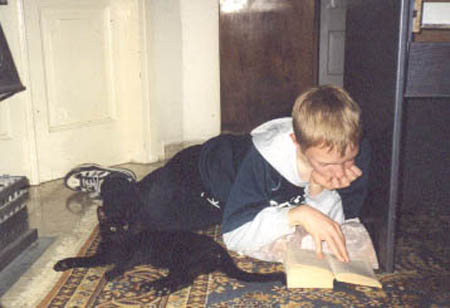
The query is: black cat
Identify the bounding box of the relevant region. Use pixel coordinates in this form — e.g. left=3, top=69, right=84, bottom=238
left=54, top=207, right=285, bottom=295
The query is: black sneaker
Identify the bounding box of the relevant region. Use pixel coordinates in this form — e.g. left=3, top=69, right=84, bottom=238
left=64, top=163, right=137, bottom=198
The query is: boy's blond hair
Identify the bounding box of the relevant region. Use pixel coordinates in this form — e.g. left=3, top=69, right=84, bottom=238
left=291, top=85, right=361, bottom=155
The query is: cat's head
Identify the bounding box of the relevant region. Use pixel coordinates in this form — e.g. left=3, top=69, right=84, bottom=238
left=99, top=174, right=142, bottom=225
left=96, top=175, right=147, bottom=242
left=97, top=206, right=134, bottom=243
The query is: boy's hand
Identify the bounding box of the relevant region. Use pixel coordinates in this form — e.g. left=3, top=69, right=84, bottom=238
left=310, top=165, right=362, bottom=193
left=288, top=205, right=349, bottom=262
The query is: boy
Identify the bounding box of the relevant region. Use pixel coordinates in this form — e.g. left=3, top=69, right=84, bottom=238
left=65, top=85, right=369, bottom=263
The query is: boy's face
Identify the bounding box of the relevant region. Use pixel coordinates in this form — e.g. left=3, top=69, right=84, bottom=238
left=302, top=144, right=359, bottom=180
left=290, top=133, right=361, bottom=187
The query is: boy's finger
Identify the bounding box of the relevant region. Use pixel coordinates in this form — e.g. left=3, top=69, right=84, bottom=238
left=341, top=166, right=362, bottom=186
left=325, top=236, right=343, bottom=262
left=332, top=242, right=347, bottom=262
left=343, top=167, right=356, bottom=179
left=314, top=238, right=325, bottom=259
left=331, top=177, right=341, bottom=189
left=348, top=165, right=362, bottom=177
left=333, top=232, right=349, bottom=262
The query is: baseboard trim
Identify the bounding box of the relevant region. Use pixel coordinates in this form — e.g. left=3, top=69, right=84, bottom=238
left=163, top=140, right=206, bottom=160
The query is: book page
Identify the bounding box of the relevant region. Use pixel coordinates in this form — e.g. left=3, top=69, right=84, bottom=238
left=327, top=255, right=382, bottom=288
left=286, top=247, right=332, bottom=271
left=284, top=245, right=335, bottom=288
left=300, top=219, right=379, bottom=269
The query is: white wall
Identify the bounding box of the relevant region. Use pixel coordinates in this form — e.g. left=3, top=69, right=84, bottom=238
left=146, top=0, right=183, bottom=149
left=180, top=0, right=221, bottom=141
left=145, top=0, right=221, bottom=152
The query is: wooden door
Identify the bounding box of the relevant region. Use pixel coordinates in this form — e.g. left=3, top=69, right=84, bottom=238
left=24, top=0, right=145, bottom=183
left=219, top=0, right=319, bottom=133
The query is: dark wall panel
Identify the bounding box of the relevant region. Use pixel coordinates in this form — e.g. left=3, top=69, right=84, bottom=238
left=400, top=98, right=450, bottom=210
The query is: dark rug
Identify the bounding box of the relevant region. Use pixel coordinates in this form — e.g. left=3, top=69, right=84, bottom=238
left=38, top=209, right=450, bottom=307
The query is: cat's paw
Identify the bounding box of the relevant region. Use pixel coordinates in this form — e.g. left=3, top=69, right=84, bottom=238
left=54, top=259, right=70, bottom=272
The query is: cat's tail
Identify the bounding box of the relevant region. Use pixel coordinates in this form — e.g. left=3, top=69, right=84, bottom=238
left=219, top=252, right=286, bottom=284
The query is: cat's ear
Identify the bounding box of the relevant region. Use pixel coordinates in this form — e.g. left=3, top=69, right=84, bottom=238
left=97, top=206, right=107, bottom=222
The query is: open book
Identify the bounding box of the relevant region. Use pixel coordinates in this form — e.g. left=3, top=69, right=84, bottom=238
left=284, top=243, right=382, bottom=289
left=241, top=218, right=380, bottom=271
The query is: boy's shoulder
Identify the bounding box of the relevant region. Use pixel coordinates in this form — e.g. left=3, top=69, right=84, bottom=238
left=251, top=117, right=293, bottom=138
left=251, top=117, right=293, bottom=152
left=250, top=117, right=304, bottom=186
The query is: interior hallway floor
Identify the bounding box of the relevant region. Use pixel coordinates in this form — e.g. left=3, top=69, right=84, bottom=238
left=0, top=162, right=164, bottom=307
